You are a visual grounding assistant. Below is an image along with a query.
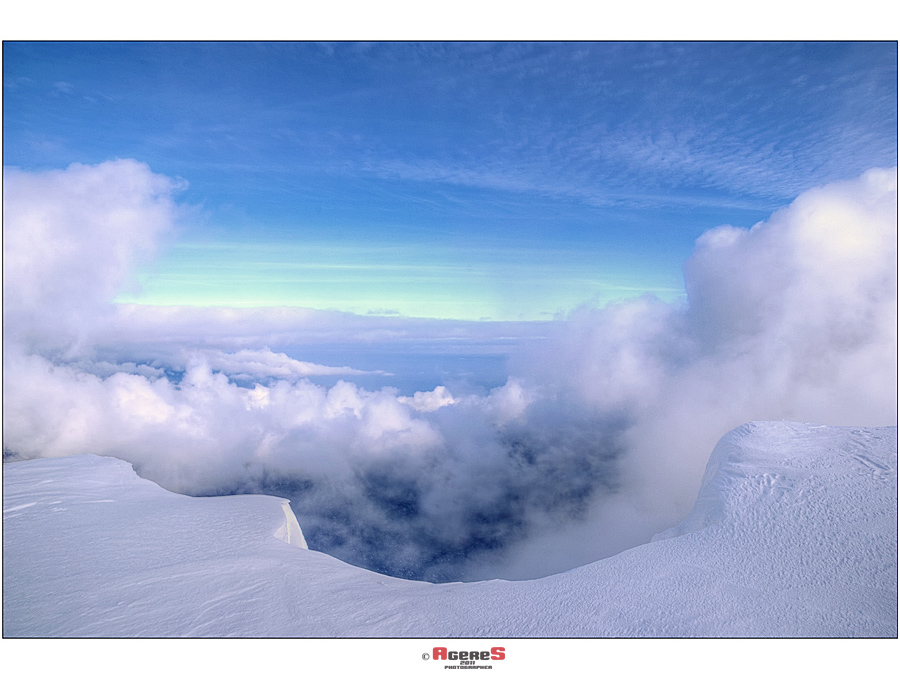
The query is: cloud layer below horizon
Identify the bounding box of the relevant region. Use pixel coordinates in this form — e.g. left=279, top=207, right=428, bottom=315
left=3, top=160, right=897, bottom=580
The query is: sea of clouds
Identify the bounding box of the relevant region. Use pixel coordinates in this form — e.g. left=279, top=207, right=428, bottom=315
left=3, top=160, right=896, bottom=581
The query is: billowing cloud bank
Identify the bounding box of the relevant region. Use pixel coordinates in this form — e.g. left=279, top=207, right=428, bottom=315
left=3, top=160, right=896, bottom=581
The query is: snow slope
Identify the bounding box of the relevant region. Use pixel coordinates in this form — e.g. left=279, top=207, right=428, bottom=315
left=3, top=421, right=896, bottom=637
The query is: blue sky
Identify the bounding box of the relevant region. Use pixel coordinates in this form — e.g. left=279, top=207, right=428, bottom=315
left=4, top=41, right=897, bottom=320
left=3, top=39, right=898, bottom=585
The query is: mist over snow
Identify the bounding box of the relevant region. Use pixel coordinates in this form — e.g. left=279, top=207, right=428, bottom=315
left=5, top=422, right=895, bottom=637
left=3, top=160, right=897, bottom=581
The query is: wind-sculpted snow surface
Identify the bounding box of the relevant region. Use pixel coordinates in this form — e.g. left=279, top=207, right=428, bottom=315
left=3, top=422, right=895, bottom=637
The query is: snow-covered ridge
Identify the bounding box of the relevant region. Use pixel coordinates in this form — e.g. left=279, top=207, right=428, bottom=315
left=3, top=421, right=896, bottom=637
left=275, top=500, right=308, bottom=549
left=656, top=421, right=897, bottom=540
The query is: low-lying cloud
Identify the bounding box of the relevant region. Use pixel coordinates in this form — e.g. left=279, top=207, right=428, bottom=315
left=3, top=160, right=896, bottom=581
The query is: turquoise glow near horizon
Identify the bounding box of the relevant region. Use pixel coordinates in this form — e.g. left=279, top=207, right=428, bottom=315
left=5, top=42, right=897, bottom=319
left=116, top=240, right=686, bottom=320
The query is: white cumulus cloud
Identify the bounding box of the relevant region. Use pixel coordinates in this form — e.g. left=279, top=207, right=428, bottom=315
left=3, top=161, right=895, bottom=582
